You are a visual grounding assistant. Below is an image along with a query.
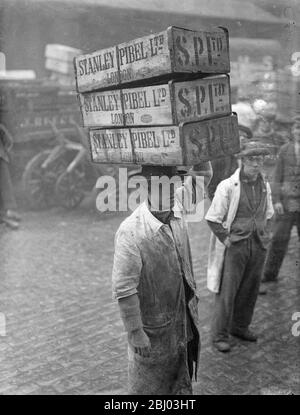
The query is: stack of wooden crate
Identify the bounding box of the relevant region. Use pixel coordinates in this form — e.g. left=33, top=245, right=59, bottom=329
left=74, top=26, right=240, bottom=166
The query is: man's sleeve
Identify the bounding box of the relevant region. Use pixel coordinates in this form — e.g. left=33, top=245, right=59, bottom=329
left=205, top=180, right=230, bottom=224
left=207, top=220, right=229, bottom=243
left=112, top=227, right=142, bottom=300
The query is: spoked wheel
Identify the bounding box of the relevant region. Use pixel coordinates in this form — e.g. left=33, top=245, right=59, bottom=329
left=22, top=150, right=68, bottom=210
left=55, top=165, right=86, bottom=209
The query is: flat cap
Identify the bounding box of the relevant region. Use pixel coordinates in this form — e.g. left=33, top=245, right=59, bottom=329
left=238, top=140, right=271, bottom=157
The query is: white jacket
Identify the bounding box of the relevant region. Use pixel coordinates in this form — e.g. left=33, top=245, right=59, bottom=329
left=205, top=168, right=274, bottom=293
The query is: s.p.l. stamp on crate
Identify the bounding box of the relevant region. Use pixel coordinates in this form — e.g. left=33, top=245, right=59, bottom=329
left=74, top=26, right=230, bottom=93
left=78, top=75, right=231, bottom=127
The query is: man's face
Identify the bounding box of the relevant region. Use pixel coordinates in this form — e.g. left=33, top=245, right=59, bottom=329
left=242, top=155, right=265, bottom=177
left=146, top=175, right=183, bottom=211
left=291, top=123, right=300, bottom=143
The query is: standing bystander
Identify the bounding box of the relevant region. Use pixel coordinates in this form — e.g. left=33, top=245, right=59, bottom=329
left=262, top=115, right=300, bottom=283
left=205, top=141, right=274, bottom=352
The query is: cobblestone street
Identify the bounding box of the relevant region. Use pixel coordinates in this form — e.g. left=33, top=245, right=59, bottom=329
left=0, top=205, right=299, bottom=395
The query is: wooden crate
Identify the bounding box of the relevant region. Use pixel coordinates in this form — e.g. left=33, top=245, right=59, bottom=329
left=78, top=74, right=231, bottom=127
left=45, top=44, right=82, bottom=62
left=74, top=26, right=230, bottom=93
left=45, top=58, right=74, bottom=75
left=88, top=113, right=239, bottom=165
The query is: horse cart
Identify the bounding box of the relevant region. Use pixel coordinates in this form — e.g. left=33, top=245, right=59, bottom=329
left=0, top=78, right=119, bottom=209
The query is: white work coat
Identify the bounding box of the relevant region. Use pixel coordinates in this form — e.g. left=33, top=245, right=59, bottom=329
left=205, top=168, right=274, bottom=293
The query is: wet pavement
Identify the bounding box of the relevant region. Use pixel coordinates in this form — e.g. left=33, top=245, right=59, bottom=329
left=0, top=205, right=299, bottom=395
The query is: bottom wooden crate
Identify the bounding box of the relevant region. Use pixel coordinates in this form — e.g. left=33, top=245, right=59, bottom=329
left=89, top=113, right=240, bottom=165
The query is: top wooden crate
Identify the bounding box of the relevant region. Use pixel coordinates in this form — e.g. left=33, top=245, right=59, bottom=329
left=74, top=26, right=230, bottom=93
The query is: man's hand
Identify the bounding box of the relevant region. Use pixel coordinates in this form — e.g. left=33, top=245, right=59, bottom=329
left=223, top=236, right=232, bottom=248
left=128, top=328, right=151, bottom=357
left=274, top=202, right=284, bottom=215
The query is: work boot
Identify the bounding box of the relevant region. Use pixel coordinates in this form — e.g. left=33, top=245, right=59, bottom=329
left=213, top=341, right=231, bottom=353
left=231, top=329, right=258, bottom=342
left=258, top=283, right=268, bottom=295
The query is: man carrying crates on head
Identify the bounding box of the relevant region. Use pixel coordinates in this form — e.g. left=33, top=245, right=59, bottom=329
left=112, top=163, right=212, bottom=395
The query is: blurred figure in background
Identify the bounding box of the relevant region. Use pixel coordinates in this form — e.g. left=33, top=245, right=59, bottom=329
left=232, top=96, right=257, bottom=131
left=253, top=114, right=275, bottom=142
left=208, top=125, right=253, bottom=201
left=0, top=126, right=21, bottom=230
left=272, top=114, right=293, bottom=148
left=253, top=112, right=291, bottom=153
left=262, top=115, right=300, bottom=283
left=252, top=114, right=278, bottom=184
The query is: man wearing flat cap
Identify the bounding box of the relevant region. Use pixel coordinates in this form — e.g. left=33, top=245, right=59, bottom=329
left=112, top=162, right=212, bottom=394
left=263, top=115, right=300, bottom=283
left=205, top=141, right=274, bottom=352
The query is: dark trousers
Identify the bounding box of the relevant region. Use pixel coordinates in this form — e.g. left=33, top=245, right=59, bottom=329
left=0, top=158, right=17, bottom=215
left=264, top=211, right=300, bottom=281
left=212, top=236, right=267, bottom=342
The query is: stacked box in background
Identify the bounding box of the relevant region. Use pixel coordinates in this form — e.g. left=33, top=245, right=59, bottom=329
left=74, top=26, right=240, bottom=166
left=46, top=44, right=82, bottom=87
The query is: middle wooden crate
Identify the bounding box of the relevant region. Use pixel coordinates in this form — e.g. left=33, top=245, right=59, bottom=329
left=78, top=74, right=231, bottom=128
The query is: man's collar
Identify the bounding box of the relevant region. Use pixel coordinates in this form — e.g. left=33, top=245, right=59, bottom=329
left=140, top=202, right=164, bottom=230
left=140, top=201, right=181, bottom=232
left=230, top=168, right=267, bottom=186
left=151, top=210, right=174, bottom=225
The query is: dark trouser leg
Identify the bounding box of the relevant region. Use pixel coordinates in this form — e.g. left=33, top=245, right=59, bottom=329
left=212, top=240, right=248, bottom=342
left=263, top=212, right=295, bottom=281
left=296, top=212, right=300, bottom=241
left=231, top=238, right=266, bottom=332
left=0, top=158, right=17, bottom=215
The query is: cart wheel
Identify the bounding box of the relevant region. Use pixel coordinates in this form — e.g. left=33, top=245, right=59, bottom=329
left=55, top=167, right=86, bottom=209
left=22, top=150, right=68, bottom=210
